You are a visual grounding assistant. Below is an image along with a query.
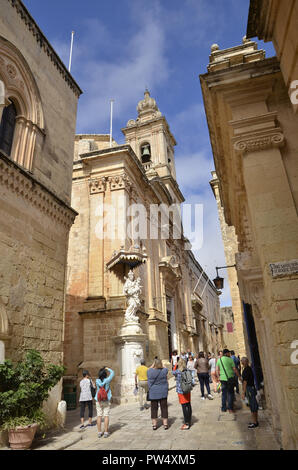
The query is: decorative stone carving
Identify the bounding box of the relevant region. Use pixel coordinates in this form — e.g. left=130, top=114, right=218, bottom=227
left=6, top=63, right=17, bottom=79
left=109, top=173, right=133, bottom=192
left=211, top=43, right=220, bottom=52
left=0, top=155, right=76, bottom=229
left=250, top=281, right=265, bottom=319
left=137, top=89, right=159, bottom=115
left=234, top=131, right=284, bottom=153
left=123, top=270, right=142, bottom=323
left=89, top=176, right=107, bottom=194
left=0, top=36, right=46, bottom=170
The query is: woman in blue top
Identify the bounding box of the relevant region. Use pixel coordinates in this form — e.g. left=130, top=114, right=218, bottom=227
left=95, top=366, right=115, bottom=438
left=147, top=358, right=169, bottom=430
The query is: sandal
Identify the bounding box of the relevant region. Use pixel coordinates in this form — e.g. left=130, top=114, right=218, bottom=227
left=164, top=425, right=168, bottom=430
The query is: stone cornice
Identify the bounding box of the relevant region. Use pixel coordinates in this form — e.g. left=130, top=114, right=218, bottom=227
left=246, top=0, right=277, bottom=42
left=0, top=151, right=77, bottom=228
left=7, top=0, right=82, bottom=98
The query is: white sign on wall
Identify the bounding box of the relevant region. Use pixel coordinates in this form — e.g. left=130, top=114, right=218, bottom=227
left=269, top=259, right=298, bottom=278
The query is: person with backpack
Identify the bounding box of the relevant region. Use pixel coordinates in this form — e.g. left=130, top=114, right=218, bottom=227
left=95, top=366, right=115, bottom=438
left=79, top=369, right=96, bottom=429
left=216, top=349, right=241, bottom=413
left=172, top=358, right=193, bottom=430
left=195, top=352, right=214, bottom=400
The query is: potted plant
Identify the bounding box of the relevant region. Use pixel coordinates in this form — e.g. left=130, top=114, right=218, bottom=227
left=0, top=349, right=65, bottom=449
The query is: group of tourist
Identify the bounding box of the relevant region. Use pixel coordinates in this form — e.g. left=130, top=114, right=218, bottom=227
left=78, top=366, right=115, bottom=438
left=78, top=348, right=259, bottom=439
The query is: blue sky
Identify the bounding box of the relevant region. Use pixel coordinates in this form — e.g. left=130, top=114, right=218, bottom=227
left=23, top=0, right=276, bottom=306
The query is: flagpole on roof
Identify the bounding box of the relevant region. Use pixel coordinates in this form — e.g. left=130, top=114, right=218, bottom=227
left=68, top=31, right=75, bottom=73
left=110, top=99, right=114, bottom=148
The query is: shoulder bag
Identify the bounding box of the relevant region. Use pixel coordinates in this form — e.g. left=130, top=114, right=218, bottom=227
left=220, top=358, right=235, bottom=390
left=90, top=379, right=96, bottom=399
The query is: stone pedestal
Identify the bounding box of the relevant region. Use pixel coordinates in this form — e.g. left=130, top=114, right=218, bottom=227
left=113, top=321, right=147, bottom=404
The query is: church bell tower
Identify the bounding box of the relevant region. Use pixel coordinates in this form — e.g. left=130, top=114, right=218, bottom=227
left=122, top=90, right=179, bottom=187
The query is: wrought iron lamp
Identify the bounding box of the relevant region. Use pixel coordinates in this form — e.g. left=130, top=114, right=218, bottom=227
left=213, top=265, right=236, bottom=290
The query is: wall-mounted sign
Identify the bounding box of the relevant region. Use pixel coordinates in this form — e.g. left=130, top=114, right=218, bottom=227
left=269, top=260, right=298, bottom=278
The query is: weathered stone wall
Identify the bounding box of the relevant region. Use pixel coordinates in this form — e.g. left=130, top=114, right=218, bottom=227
left=210, top=173, right=247, bottom=357
left=0, top=0, right=80, bottom=434
left=201, top=39, right=298, bottom=449
left=0, top=0, right=81, bottom=205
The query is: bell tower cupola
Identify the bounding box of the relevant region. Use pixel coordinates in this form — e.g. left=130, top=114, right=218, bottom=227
left=122, top=89, right=177, bottom=182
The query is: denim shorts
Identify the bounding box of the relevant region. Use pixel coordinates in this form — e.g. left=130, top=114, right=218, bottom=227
left=246, top=386, right=259, bottom=413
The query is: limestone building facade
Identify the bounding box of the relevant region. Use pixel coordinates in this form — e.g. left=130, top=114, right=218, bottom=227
left=200, top=30, right=298, bottom=449
left=210, top=171, right=247, bottom=358
left=65, top=91, right=222, bottom=403
left=0, top=0, right=81, bottom=427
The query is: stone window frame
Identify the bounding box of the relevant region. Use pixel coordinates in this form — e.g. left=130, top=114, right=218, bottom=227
left=0, top=36, right=45, bottom=172
left=0, top=100, right=17, bottom=155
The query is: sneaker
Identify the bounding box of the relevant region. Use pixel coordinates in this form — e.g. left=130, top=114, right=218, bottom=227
left=180, top=424, right=190, bottom=430
left=201, top=397, right=205, bottom=400
left=207, top=394, right=214, bottom=400
left=104, top=432, right=110, bottom=438
left=248, top=422, right=259, bottom=429
left=98, top=432, right=103, bottom=438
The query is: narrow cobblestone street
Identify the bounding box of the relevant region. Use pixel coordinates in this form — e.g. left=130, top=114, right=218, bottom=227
left=32, top=378, right=280, bottom=451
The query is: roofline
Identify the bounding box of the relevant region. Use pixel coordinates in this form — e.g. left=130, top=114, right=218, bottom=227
left=246, top=0, right=262, bottom=39
left=8, top=0, right=82, bottom=97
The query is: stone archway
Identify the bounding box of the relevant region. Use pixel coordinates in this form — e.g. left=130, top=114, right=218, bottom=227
left=0, top=35, right=44, bottom=170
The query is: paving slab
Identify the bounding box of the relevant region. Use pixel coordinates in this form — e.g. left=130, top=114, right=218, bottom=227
left=20, top=378, right=281, bottom=451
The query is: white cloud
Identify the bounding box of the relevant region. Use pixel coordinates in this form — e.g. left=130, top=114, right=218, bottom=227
left=52, top=14, right=169, bottom=135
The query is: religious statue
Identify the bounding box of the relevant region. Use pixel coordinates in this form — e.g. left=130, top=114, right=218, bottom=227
left=123, top=270, right=142, bottom=323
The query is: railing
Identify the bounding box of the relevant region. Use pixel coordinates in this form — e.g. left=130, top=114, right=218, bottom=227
left=142, top=161, right=152, bottom=172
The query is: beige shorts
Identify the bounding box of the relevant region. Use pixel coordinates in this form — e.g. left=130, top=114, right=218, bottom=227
left=96, top=400, right=111, bottom=417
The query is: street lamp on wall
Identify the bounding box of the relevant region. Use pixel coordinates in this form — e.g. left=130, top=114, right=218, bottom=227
left=213, top=265, right=236, bottom=290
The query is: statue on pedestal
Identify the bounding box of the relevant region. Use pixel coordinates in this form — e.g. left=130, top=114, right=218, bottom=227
left=123, top=270, right=142, bottom=323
